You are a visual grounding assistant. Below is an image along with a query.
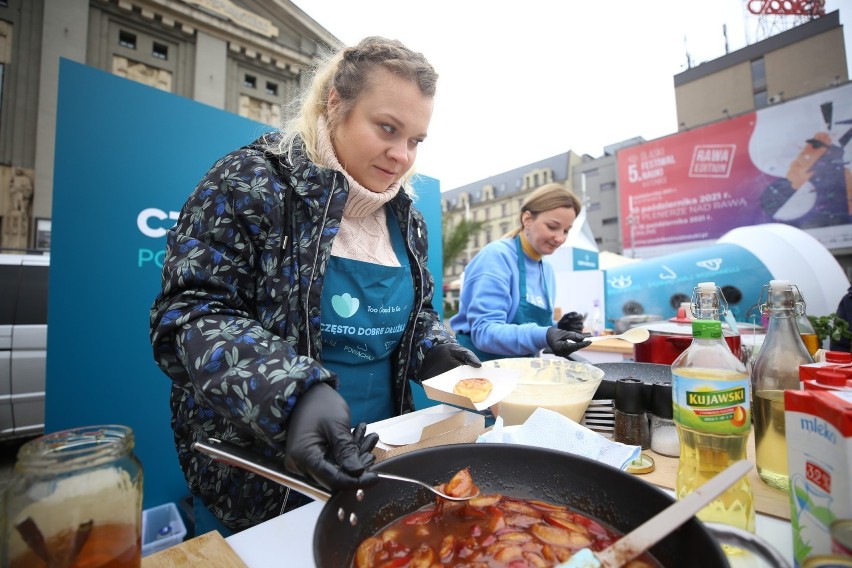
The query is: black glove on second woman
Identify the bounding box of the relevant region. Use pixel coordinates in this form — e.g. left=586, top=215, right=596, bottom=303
left=421, top=343, right=483, bottom=381
left=557, top=311, right=586, bottom=334
left=546, top=327, right=592, bottom=359
left=284, top=383, right=379, bottom=491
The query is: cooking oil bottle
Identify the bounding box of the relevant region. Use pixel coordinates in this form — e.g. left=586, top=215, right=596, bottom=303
left=672, top=282, right=755, bottom=539
left=751, top=280, right=812, bottom=492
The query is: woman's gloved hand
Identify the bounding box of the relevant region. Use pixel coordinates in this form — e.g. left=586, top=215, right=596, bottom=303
left=284, top=383, right=379, bottom=492
left=546, top=327, right=592, bottom=359
left=557, top=311, right=586, bottom=333
left=422, top=343, right=482, bottom=381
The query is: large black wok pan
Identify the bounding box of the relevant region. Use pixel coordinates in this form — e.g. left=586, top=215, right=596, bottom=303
left=313, top=443, right=725, bottom=567
left=195, top=440, right=786, bottom=567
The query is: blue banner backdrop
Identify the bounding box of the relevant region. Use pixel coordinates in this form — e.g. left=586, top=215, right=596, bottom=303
left=48, top=59, right=442, bottom=510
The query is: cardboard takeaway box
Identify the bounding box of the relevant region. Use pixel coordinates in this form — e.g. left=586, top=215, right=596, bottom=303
left=365, top=366, right=519, bottom=462
left=365, top=404, right=486, bottom=462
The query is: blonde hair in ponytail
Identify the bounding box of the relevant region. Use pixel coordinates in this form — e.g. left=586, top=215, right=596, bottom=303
left=270, top=37, right=437, bottom=183
left=503, top=183, right=583, bottom=238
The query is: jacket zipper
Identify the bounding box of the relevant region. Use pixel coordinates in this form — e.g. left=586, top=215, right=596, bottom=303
left=304, top=186, right=337, bottom=360
left=399, top=208, right=423, bottom=416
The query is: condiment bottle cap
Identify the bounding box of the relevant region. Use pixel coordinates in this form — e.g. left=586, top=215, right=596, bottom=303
left=815, top=369, right=847, bottom=386
left=615, top=378, right=645, bottom=414
left=825, top=351, right=852, bottom=364
left=650, top=381, right=673, bottom=419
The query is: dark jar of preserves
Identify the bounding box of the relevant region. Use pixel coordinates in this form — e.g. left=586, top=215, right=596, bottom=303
left=2, top=425, right=143, bottom=568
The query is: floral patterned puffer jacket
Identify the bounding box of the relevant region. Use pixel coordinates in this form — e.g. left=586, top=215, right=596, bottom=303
left=150, top=134, right=455, bottom=531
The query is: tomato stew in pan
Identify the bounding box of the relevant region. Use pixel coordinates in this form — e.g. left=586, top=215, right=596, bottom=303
left=353, top=468, right=658, bottom=568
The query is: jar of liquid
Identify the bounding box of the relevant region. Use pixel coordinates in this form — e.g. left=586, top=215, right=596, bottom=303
left=2, top=425, right=143, bottom=568
left=650, top=382, right=680, bottom=457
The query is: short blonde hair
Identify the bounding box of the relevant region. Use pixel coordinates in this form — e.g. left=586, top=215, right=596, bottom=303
left=270, top=36, right=437, bottom=186
left=504, top=183, right=583, bottom=238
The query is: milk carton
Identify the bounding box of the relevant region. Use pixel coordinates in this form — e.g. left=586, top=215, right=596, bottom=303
left=785, top=389, right=852, bottom=567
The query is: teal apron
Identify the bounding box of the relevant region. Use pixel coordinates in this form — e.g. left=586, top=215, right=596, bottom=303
left=320, top=209, right=414, bottom=426
left=456, top=236, right=552, bottom=361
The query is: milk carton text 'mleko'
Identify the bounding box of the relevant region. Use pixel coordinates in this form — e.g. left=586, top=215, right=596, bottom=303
left=784, top=389, right=852, bottom=568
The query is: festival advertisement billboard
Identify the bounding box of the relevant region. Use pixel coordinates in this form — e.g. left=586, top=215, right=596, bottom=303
left=617, top=82, right=852, bottom=254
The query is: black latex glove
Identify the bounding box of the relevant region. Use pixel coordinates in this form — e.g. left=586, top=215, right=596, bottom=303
left=557, top=311, right=586, bottom=334
left=546, top=327, right=592, bottom=359
left=421, top=343, right=482, bottom=381
left=284, top=383, right=379, bottom=492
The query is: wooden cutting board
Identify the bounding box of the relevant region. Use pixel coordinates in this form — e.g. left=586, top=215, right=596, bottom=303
left=142, top=531, right=248, bottom=568
left=639, top=430, right=792, bottom=520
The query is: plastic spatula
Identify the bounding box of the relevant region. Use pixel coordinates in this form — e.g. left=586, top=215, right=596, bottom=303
left=558, top=460, right=753, bottom=568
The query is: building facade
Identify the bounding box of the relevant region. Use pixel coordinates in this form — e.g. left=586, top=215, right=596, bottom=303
left=440, top=151, right=583, bottom=292
left=674, top=10, right=848, bottom=130
left=0, top=0, right=339, bottom=251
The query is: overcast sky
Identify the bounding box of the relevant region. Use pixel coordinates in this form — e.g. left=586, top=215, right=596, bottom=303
left=291, top=0, right=852, bottom=191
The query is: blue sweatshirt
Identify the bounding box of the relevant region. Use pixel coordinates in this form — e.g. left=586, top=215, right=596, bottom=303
left=449, top=238, right=555, bottom=356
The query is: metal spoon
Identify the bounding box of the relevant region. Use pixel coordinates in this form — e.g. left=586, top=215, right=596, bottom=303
left=586, top=327, right=650, bottom=344
left=192, top=438, right=479, bottom=502
left=376, top=472, right=480, bottom=502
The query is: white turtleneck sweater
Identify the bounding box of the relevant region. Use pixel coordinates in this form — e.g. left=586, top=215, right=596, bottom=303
left=316, top=117, right=402, bottom=267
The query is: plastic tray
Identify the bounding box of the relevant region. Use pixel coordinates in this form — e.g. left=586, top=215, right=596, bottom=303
left=142, top=502, right=187, bottom=556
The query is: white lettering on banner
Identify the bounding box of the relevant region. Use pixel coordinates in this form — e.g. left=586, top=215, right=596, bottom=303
left=138, top=207, right=180, bottom=238
left=688, top=144, right=736, bottom=178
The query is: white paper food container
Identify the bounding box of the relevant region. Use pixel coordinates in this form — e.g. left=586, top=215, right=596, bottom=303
left=422, top=366, right=519, bottom=411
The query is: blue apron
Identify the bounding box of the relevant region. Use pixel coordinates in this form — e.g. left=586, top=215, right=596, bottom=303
left=456, top=236, right=552, bottom=361
left=320, top=209, right=414, bottom=426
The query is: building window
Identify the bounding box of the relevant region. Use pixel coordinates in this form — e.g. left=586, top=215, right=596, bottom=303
left=751, top=58, right=766, bottom=92
left=244, top=74, right=257, bottom=89
left=485, top=229, right=492, bottom=242
left=500, top=222, right=509, bottom=235
left=602, top=217, right=619, bottom=226
left=601, top=182, right=616, bottom=191
left=119, top=30, right=137, bottom=49
left=152, top=42, right=168, bottom=60
left=501, top=203, right=507, bottom=216
left=265, top=81, right=278, bottom=96
left=754, top=89, right=769, bottom=109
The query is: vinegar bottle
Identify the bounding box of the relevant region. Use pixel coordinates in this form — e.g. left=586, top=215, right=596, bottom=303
left=751, top=280, right=812, bottom=491
left=793, top=288, right=820, bottom=356
left=672, top=282, right=755, bottom=537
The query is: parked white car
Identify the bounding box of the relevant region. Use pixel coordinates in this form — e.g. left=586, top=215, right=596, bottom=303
left=0, top=253, right=48, bottom=441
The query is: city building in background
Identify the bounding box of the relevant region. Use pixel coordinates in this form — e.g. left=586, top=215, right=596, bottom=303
left=440, top=151, right=583, bottom=287
left=0, top=0, right=339, bottom=251
left=674, top=11, right=847, bottom=130
left=441, top=9, right=851, bottom=291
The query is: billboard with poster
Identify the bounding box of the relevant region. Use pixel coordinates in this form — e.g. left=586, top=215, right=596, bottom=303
left=617, top=81, right=852, bottom=255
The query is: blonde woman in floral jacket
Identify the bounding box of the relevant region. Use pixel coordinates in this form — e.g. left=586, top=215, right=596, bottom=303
left=150, top=36, right=480, bottom=533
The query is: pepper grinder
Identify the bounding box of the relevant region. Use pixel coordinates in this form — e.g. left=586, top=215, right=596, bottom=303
left=613, top=378, right=650, bottom=449
left=650, top=382, right=680, bottom=457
